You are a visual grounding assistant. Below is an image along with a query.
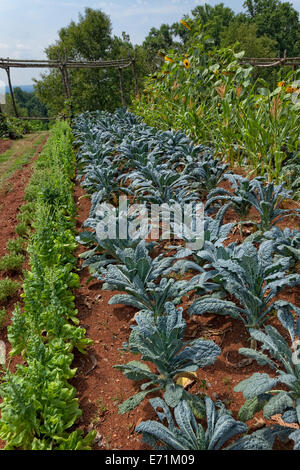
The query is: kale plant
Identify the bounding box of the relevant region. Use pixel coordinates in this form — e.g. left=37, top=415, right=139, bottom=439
left=115, top=303, right=221, bottom=413
left=135, top=396, right=286, bottom=450
left=190, top=241, right=300, bottom=330
left=235, top=303, right=300, bottom=450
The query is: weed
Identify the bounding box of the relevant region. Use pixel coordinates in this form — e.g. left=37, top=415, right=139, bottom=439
left=223, top=377, right=231, bottom=387
left=197, top=380, right=209, bottom=392
left=96, top=398, right=108, bottom=417
left=111, top=392, right=125, bottom=405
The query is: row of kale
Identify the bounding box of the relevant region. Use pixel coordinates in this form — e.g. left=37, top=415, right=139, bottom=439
left=72, top=108, right=300, bottom=450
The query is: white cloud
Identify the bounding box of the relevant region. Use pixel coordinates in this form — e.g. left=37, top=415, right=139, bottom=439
left=16, top=43, right=31, bottom=50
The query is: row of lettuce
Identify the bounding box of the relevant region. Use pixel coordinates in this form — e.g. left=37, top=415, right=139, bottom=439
left=132, top=25, right=300, bottom=200
left=0, top=122, right=95, bottom=450
left=73, top=108, right=300, bottom=450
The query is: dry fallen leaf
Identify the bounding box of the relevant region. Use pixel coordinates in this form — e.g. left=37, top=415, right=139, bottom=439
left=271, top=414, right=300, bottom=429
left=175, top=371, right=198, bottom=388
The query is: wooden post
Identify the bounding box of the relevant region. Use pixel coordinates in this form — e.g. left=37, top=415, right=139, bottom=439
left=131, top=49, right=139, bottom=97
left=60, top=64, right=71, bottom=99
left=63, top=66, right=72, bottom=98
left=5, top=67, right=18, bottom=118
left=119, top=67, right=126, bottom=107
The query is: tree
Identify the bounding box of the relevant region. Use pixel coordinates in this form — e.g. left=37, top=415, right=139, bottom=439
left=243, top=0, right=300, bottom=56
left=142, top=24, right=181, bottom=71
left=34, top=8, right=138, bottom=116
left=191, top=3, right=237, bottom=45
left=220, top=22, right=277, bottom=57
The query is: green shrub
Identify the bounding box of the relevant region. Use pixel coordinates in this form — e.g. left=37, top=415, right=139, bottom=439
left=0, top=253, right=25, bottom=273
left=0, top=278, right=20, bottom=303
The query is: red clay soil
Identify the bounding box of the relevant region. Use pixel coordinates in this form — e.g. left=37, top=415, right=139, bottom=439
left=72, top=180, right=300, bottom=451
left=0, top=139, right=13, bottom=156
left=0, top=133, right=49, bottom=449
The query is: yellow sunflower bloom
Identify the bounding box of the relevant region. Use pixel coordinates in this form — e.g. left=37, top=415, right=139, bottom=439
left=164, top=56, right=174, bottom=63
left=183, top=59, right=190, bottom=69
left=180, top=20, right=191, bottom=30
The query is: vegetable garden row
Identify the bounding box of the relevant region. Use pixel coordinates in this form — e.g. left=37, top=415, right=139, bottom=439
left=0, top=123, right=95, bottom=449
left=72, top=108, right=300, bottom=450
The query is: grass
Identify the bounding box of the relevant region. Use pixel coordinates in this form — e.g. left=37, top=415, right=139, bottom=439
left=0, top=132, right=47, bottom=187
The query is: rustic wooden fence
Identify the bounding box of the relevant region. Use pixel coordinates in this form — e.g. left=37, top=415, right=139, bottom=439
left=0, top=55, right=138, bottom=119
left=0, top=51, right=299, bottom=120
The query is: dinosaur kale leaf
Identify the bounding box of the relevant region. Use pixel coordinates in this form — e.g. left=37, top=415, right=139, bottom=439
left=234, top=303, right=300, bottom=440
left=114, top=303, right=221, bottom=413
left=190, top=240, right=300, bottom=329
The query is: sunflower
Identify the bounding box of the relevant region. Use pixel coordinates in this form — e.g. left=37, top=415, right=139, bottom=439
left=286, top=86, right=298, bottom=93
left=183, top=59, right=190, bottom=69
left=164, top=56, right=174, bottom=63
left=180, top=20, right=191, bottom=30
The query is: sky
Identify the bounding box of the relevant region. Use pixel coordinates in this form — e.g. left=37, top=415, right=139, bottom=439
left=0, top=0, right=300, bottom=86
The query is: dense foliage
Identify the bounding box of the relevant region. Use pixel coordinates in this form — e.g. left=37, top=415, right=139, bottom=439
left=132, top=21, right=300, bottom=199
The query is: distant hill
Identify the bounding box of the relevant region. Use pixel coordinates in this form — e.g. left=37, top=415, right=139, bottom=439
left=5, top=85, right=34, bottom=94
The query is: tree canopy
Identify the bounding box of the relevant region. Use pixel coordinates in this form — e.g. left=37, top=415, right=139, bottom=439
left=33, top=1, right=300, bottom=116
left=34, top=8, right=137, bottom=116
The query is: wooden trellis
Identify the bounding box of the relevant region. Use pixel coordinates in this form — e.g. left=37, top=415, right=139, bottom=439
left=0, top=56, right=138, bottom=120
left=1, top=51, right=299, bottom=121
left=240, top=50, right=300, bottom=71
